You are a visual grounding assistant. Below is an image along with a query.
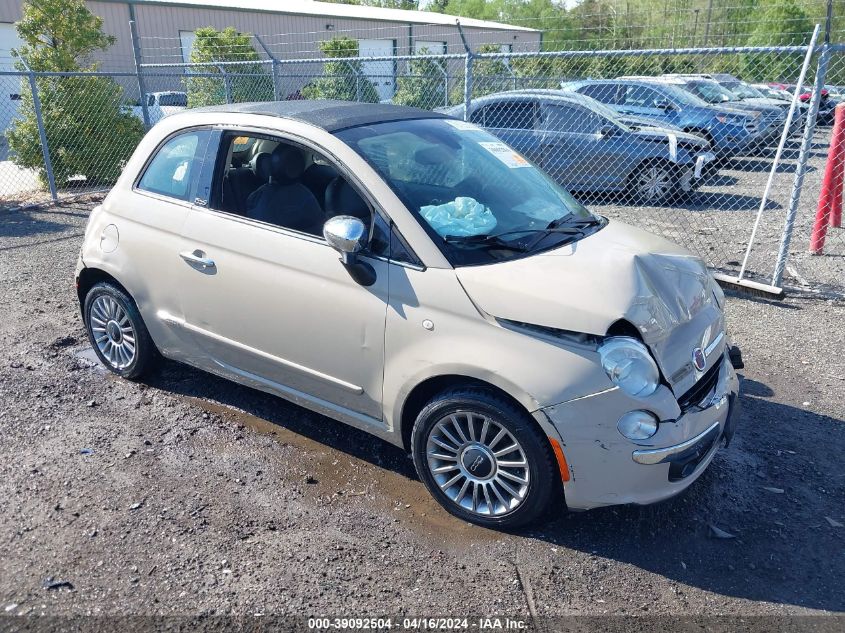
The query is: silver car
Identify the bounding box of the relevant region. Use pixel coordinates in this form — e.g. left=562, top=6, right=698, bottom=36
left=76, top=100, right=742, bottom=528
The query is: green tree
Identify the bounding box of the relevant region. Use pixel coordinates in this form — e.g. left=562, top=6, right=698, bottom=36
left=393, top=48, right=447, bottom=109
left=743, top=0, right=813, bottom=81
left=301, top=37, right=380, bottom=103
left=7, top=0, right=144, bottom=188
left=186, top=27, right=274, bottom=108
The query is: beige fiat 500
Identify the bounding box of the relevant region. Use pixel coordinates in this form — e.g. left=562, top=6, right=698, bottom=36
left=76, top=100, right=742, bottom=528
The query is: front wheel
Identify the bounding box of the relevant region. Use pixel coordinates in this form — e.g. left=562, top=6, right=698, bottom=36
left=83, top=282, right=158, bottom=380
left=627, top=161, right=676, bottom=205
left=411, top=387, right=561, bottom=529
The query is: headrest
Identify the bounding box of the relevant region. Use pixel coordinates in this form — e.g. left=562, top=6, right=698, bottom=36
left=269, top=144, right=305, bottom=184
left=325, top=177, right=369, bottom=221
left=252, top=152, right=272, bottom=181
left=302, top=163, right=339, bottom=190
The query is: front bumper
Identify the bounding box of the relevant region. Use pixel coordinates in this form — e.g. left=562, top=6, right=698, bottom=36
left=540, top=354, right=740, bottom=510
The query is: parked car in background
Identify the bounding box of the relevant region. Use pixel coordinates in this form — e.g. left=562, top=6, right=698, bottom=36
left=75, top=100, right=742, bottom=528
left=130, top=91, right=188, bottom=125
left=560, top=79, right=759, bottom=159
left=772, top=84, right=837, bottom=125
left=825, top=85, right=845, bottom=100
left=652, top=75, right=797, bottom=142
left=441, top=90, right=714, bottom=204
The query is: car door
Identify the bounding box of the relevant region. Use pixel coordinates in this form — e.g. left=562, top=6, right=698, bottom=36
left=473, top=100, right=543, bottom=163
left=538, top=102, right=620, bottom=190
left=175, top=130, right=390, bottom=424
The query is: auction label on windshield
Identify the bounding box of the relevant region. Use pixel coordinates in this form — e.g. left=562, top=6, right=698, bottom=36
left=478, top=142, right=530, bottom=168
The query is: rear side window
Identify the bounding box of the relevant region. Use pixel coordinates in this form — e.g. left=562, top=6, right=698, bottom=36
left=475, top=102, right=537, bottom=129
left=580, top=84, right=623, bottom=105
left=138, top=130, right=212, bottom=201
left=159, top=93, right=188, bottom=107
left=544, top=104, right=603, bottom=134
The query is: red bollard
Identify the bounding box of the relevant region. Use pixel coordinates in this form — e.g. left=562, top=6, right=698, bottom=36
left=810, top=104, right=845, bottom=254
left=833, top=127, right=844, bottom=229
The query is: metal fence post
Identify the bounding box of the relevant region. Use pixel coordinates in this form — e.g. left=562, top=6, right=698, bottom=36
left=254, top=35, right=280, bottom=101
left=771, top=44, right=831, bottom=287
left=456, top=20, right=474, bottom=121
left=21, top=63, right=58, bottom=202
left=128, top=8, right=150, bottom=128
left=217, top=64, right=232, bottom=103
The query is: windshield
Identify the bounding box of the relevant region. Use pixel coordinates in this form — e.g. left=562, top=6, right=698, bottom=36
left=724, top=82, right=765, bottom=99
left=335, top=118, right=600, bottom=266
left=689, top=80, right=737, bottom=104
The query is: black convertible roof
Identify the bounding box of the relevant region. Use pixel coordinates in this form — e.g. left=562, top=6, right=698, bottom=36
left=194, top=100, right=451, bottom=132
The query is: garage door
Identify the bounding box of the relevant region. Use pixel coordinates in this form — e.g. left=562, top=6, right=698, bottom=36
left=1, top=23, right=24, bottom=135
left=414, top=41, right=446, bottom=56
left=358, top=39, right=395, bottom=102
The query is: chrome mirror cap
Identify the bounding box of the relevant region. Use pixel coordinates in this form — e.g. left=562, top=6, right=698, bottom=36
left=323, top=215, right=366, bottom=264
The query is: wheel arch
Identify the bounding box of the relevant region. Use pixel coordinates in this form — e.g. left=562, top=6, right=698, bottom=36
left=397, top=373, right=562, bottom=455
left=76, top=267, right=131, bottom=314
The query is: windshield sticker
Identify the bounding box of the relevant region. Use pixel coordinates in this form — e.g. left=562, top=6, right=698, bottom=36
left=445, top=119, right=480, bottom=131
left=479, top=142, right=530, bottom=168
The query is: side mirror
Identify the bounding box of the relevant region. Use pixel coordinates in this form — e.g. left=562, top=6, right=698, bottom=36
left=598, top=124, right=618, bottom=137
left=654, top=100, right=674, bottom=111
left=324, top=215, right=366, bottom=265
left=323, top=215, right=376, bottom=287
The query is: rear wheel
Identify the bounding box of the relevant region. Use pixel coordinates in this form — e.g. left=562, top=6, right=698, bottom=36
left=628, top=160, right=676, bottom=205
left=411, top=387, right=560, bottom=529
left=83, top=282, right=157, bottom=380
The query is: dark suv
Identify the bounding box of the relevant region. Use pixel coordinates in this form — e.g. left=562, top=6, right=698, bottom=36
left=561, top=79, right=760, bottom=158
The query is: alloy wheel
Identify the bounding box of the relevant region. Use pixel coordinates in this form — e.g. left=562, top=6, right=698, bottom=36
left=635, top=164, right=673, bottom=202
left=89, top=294, right=137, bottom=370
left=425, top=411, right=530, bottom=517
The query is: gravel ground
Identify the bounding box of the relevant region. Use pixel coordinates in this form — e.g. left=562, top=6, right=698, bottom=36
left=0, top=199, right=844, bottom=625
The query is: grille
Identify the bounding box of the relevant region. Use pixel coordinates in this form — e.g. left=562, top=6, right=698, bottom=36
left=677, top=353, right=723, bottom=412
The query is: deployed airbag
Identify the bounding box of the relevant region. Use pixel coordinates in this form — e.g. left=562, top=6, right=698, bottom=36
left=420, top=197, right=497, bottom=237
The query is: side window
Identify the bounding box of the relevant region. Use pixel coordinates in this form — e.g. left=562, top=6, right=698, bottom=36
left=624, top=85, right=661, bottom=107
left=544, top=104, right=603, bottom=134
left=137, top=129, right=211, bottom=201
left=369, top=213, right=421, bottom=266
left=580, top=84, right=622, bottom=105
left=483, top=102, right=537, bottom=130
left=211, top=131, right=371, bottom=239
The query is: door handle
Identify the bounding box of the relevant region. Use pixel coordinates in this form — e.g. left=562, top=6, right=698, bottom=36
left=180, top=249, right=215, bottom=270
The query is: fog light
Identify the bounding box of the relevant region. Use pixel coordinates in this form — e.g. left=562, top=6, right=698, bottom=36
left=617, top=411, right=659, bottom=440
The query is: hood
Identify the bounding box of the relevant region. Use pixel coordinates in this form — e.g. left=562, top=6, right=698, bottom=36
left=739, top=97, right=792, bottom=109
left=455, top=220, right=725, bottom=395
left=630, top=126, right=709, bottom=149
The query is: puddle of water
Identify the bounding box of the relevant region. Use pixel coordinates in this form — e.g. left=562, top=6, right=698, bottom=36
left=73, top=346, right=106, bottom=374
left=184, top=396, right=502, bottom=543
left=73, top=345, right=502, bottom=543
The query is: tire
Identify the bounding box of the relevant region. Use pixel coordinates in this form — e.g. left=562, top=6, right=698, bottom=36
left=83, top=282, right=158, bottom=380
left=411, top=387, right=561, bottom=529
left=627, top=160, right=676, bottom=205
left=674, top=164, right=700, bottom=202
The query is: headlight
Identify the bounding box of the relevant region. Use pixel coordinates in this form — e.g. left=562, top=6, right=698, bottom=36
left=617, top=410, right=659, bottom=440
left=598, top=336, right=660, bottom=397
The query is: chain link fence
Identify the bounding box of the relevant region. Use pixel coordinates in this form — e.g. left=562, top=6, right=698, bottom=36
left=2, top=36, right=844, bottom=296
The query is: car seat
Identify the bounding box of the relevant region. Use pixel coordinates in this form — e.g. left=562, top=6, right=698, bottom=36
left=246, top=145, right=323, bottom=235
